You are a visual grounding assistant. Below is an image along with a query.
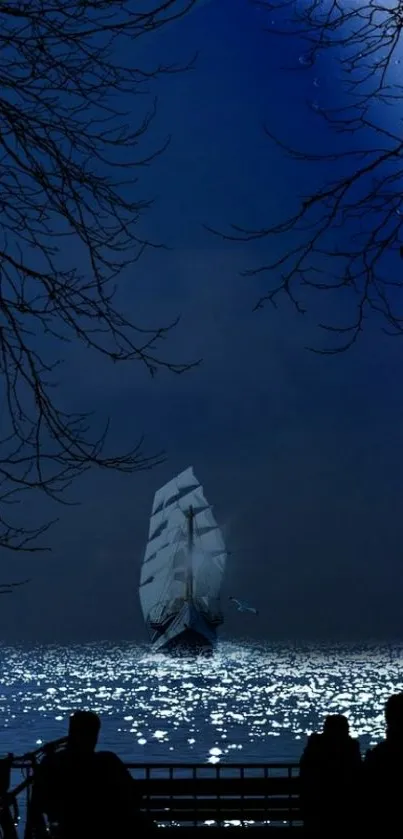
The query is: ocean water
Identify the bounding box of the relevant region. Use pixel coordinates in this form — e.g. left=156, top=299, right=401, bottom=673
left=0, top=640, right=402, bottom=768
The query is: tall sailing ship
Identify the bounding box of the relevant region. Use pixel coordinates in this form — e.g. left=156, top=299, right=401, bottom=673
left=139, top=467, right=227, bottom=654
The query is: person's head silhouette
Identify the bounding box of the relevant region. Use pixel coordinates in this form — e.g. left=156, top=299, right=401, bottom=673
left=385, top=693, right=403, bottom=739
left=323, top=714, right=349, bottom=739
left=67, top=711, right=101, bottom=754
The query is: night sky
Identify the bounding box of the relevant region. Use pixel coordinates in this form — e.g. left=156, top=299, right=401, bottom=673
left=2, top=0, right=403, bottom=643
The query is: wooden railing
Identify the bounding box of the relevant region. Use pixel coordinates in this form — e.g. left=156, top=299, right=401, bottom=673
left=127, top=762, right=302, bottom=832
left=0, top=746, right=303, bottom=836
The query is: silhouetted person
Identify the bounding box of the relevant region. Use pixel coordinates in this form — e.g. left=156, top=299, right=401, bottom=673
left=299, top=714, right=361, bottom=836
left=31, top=710, right=153, bottom=837
left=364, top=692, right=403, bottom=832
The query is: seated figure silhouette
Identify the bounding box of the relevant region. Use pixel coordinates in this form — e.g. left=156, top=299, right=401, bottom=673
left=31, top=710, right=153, bottom=837
left=299, top=714, right=361, bottom=835
left=364, top=692, right=403, bottom=831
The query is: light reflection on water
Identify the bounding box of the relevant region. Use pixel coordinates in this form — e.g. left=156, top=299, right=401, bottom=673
left=0, top=641, right=402, bottom=763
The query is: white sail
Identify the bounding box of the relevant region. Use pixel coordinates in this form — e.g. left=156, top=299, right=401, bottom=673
left=139, top=466, right=227, bottom=627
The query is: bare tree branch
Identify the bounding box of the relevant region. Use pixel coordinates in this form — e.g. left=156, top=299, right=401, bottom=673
left=0, top=578, right=30, bottom=594
left=211, top=0, right=403, bottom=353
left=0, top=0, right=200, bottom=552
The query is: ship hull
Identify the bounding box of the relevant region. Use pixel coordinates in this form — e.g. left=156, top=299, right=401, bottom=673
left=150, top=601, right=217, bottom=656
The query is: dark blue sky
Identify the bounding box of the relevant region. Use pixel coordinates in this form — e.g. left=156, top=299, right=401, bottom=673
left=2, top=0, right=403, bottom=643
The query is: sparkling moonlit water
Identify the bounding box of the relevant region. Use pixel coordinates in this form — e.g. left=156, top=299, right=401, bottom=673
left=0, top=641, right=402, bottom=764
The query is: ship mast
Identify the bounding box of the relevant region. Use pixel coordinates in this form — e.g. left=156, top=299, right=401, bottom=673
left=185, top=505, right=194, bottom=601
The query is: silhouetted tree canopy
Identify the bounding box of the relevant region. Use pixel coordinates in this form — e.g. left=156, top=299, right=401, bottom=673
left=211, top=0, right=403, bottom=353
left=0, top=0, right=198, bottom=555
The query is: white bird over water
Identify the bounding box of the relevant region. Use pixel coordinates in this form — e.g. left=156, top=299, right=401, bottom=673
left=229, top=597, right=258, bottom=615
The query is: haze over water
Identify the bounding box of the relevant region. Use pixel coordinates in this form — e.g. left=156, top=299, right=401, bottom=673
left=0, top=641, right=402, bottom=763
